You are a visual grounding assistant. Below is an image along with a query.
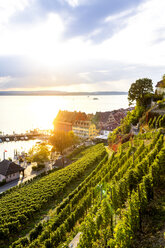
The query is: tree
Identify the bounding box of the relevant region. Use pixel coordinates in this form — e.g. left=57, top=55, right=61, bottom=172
left=29, top=143, right=50, bottom=165
left=68, top=131, right=79, bottom=146
left=49, top=130, right=78, bottom=155
left=128, top=78, right=153, bottom=106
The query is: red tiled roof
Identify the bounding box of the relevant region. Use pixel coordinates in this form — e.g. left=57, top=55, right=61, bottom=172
left=54, top=110, right=91, bottom=124
left=55, top=111, right=77, bottom=123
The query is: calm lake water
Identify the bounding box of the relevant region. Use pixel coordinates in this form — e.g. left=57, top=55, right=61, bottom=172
left=0, top=95, right=129, bottom=160
left=0, top=140, right=40, bottom=161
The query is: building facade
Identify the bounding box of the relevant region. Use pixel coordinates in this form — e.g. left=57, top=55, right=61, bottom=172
left=89, top=123, right=98, bottom=139
left=53, top=110, right=77, bottom=132
left=155, top=80, right=165, bottom=95
left=73, top=121, right=98, bottom=139
left=0, top=160, right=24, bottom=183
left=72, top=120, right=90, bottom=138
left=54, top=121, right=72, bottom=132
left=53, top=110, right=98, bottom=139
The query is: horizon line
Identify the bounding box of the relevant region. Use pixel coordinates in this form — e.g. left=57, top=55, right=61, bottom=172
left=0, top=90, right=128, bottom=96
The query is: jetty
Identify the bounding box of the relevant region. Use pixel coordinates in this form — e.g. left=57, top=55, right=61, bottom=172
left=0, top=131, right=50, bottom=142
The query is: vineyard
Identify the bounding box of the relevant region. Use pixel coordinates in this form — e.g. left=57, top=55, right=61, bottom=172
left=5, top=128, right=165, bottom=248
left=0, top=143, right=106, bottom=247
left=78, top=130, right=165, bottom=248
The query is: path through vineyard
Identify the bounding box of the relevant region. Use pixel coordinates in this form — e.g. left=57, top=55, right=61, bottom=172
left=69, top=232, right=82, bottom=248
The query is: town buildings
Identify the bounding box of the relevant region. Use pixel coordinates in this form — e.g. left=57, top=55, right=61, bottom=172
left=94, top=108, right=133, bottom=131
left=53, top=110, right=98, bottom=139
left=0, top=160, right=24, bottom=183
left=53, top=108, right=133, bottom=139
left=155, top=80, right=165, bottom=95
left=53, top=110, right=77, bottom=132
left=73, top=121, right=98, bottom=139
left=95, top=130, right=112, bottom=142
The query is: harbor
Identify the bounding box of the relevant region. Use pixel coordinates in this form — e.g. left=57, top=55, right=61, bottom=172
left=0, top=129, right=51, bottom=143
left=0, top=129, right=52, bottom=161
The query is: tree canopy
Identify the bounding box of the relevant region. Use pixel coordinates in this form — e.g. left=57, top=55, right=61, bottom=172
left=49, top=130, right=78, bottom=155
left=128, top=78, right=153, bottom=106
left=28, top=143, right=50, bottom=164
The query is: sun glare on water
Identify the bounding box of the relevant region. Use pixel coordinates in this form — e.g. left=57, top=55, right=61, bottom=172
left=27, top=96, right=61, bottom=130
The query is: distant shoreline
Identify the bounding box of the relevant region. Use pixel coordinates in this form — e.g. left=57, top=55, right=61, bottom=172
left=0, top=91, right=128, bottom=96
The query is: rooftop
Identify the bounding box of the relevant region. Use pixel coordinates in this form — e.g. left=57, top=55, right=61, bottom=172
left=54, top=110, right=93, bottom=124
left=156, top=80, right=165, bottom=88
left=0, top=160, right=24, bottom=176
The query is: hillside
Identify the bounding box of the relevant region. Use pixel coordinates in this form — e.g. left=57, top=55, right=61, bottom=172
left=77, top=130, right=165, bottom=248
left=0, top=91, right=127, bottom=96
left=6, top=127, right=165, bottom=248
left=0, top=102, right=164, bottom=248
left=0, top=144, right=106, bottom=247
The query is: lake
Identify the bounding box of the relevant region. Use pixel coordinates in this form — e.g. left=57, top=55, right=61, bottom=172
left=0, top=94, right=129, bottom=160
left=0, top=95, right=129, bottom=134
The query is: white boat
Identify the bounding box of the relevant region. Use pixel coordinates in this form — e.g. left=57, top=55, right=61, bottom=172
left=6, top=138, right=10, bottom=142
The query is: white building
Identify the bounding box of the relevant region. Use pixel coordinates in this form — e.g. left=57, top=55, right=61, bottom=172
left=155, top=80, right=165, bottom=95
left=95, top=130, right=112, bottom=140
left=0, top=160, right=24, bottom=183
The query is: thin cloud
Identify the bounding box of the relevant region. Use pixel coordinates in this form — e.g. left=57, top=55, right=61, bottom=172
left=0, top=0, right=164, bottom=92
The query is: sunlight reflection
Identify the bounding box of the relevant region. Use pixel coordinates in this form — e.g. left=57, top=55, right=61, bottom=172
left=0, top=95, right=128, bottom=134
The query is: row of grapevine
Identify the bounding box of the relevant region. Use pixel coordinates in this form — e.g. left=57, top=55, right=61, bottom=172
left=109, top=134, right=163, bottom=210
left=148, top=115, right=165, bottom=129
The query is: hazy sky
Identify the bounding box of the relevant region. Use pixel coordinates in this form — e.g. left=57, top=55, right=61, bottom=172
left=0, top=0, right=165, bottom=92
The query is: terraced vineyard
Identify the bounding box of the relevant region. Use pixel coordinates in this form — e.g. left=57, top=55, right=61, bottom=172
left=0, top=128, right=164, bottom=248
left=78, top=130, right=165, bottom=248
left=0, top=144, right=106, bottom=247
left=8, top=129, right=164, bottom=248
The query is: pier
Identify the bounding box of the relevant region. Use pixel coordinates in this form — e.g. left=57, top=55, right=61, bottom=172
left=0, top=131, right=50, bottom=142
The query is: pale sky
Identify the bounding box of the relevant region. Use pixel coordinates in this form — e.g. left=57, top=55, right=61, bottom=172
left=0, top=0, right=165, bottom=92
